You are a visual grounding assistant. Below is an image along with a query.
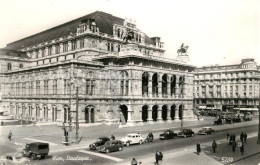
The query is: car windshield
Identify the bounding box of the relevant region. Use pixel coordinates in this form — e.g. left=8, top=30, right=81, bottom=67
left=127, top=135, right=132, bottom=138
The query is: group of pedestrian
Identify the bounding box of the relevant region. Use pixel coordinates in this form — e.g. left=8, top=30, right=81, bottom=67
left=240, top=132, right=247, bottom=143
left=228, top=132, right=247, bottom=155
left=131, top=151, right=163, bottom=165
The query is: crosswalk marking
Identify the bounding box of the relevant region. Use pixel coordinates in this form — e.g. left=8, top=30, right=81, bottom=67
left=77, top=149, right=123, bottom=162
left=23, top=137, right=58, bottom=146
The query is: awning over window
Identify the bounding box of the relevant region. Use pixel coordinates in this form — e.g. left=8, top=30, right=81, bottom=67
left=239, top=108, right=259, bottom=111
left=198, top=106, right=206, bottom=109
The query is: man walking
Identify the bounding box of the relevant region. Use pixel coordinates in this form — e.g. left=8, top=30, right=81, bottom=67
left=240, top=142, right=244, bottom=155
left=244, top=132, right=247, bottom=143
left=8, top=130, right=12, bottom=141
left=155, top=151, right=163, bottom=165
left=196, top=143, right=201, bottom=155
left=212, top=140, right=217, bottom=153
left=226, top=131, right=230, bottom=141
left=232, top=140, right=237, bottom=152
left=240, top=132, right=244, bottom=142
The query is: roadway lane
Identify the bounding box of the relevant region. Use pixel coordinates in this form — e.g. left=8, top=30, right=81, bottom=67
left=35, top=124, right=258, bottom=165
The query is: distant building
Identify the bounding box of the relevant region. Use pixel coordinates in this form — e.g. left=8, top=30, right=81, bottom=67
left=194, top=58, right=260, bottom=115
left=0, top=11, right=195, bottom=124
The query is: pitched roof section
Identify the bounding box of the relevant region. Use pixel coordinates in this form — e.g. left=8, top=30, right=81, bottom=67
left=0, top=49, right=29, bottom=58
left=6, top=11, right=156, bottom=50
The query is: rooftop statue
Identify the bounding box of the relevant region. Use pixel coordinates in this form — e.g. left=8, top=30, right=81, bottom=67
left=177, top=43, right=189, bottom=55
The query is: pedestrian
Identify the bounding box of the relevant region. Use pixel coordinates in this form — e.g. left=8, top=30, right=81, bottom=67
left=229, top=134, right=233, bottom=145
left=8, top=130, right=12, bottom=141
left=196, top=143, right=201, bottom=155
left=232, top=141, right=237, bottom=152
left=240, top=142, right=244, bottom=155
left=212, top=140, right=217, bottom=153
left=155, top=151, right=163, bottom=165
left=244, top=132, right=247, bottom=143
left=111, top=134, right=115, bottom=140
left=155, top=151, right=160, bottom=165
left=131, top=158, right=138, bottom=165
left=240, top=132, right=244, bottom=142
left=226, top=131, right=230, bottom=141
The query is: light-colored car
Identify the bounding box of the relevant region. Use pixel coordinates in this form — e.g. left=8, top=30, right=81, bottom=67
left=0, top=155, right=30, bottom=165
left=120, top=133, right=144, bottom=146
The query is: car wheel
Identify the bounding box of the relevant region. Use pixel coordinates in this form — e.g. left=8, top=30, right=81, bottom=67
left=192, top=133, right=194, bottom=137
left=106, top=149, right=110, bottom=153
left=126, top=142, right=130, bottom=147
left=119, top=147, right=123, bottom=151
left=31, top=154, right=37, bottom=160
left=139, top=140, right=143, bottom=144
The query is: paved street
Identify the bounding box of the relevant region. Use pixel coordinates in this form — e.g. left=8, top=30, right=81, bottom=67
left=0, top=117, right=259, bottom=165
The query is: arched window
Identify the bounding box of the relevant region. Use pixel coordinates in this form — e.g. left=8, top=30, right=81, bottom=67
left=19, top=64, right=23, bottom=68
left=7, top=63, right=12, bottom=70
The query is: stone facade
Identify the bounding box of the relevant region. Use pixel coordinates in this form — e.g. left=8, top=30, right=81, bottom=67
left=194, top=58, right=260, bottom=115
left=0, top=11, right=195, bottom=125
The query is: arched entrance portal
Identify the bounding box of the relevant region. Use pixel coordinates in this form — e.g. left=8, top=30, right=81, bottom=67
left=162, top=105, right=168, bottom=121
left=179, top=105, right=183, bottom=120
left=152, top=105, right=158, bottom=121
left=171, top=105, right=176, bottom=120
left=142, top=105, right=148, bottom=122
left=85, top=106, right=95, bottom=123
left=119, top=105, right=128, bottom=123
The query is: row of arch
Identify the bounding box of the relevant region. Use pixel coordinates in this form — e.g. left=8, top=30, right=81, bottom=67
left=119, top=104, right=184, bottom=123
left=142, top=72, right=185, bottom=96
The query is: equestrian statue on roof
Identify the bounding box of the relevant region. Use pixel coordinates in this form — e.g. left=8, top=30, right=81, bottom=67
left=177, top=43, right=189, bottom=55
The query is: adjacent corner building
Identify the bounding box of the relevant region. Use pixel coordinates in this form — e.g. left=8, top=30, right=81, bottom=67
left=194, top=58, right=260, bottom=115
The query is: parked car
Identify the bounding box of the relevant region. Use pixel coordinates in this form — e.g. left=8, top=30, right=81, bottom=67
left=159, top=130, right=177, bottom=140
left=0, top=155, right=30, bottom=165
left=22, top=142, right=49, bottom=160
left=98, top=140, right=123, bottom=153
left=89, top=137, right=110, bottom=150
left=214, top=118, right=225, bottom=125
left=198, top=127, right=214, bottom=135
left=120, top=133, right=144, bottom=146
left=178, top=129, right=194, bottom=138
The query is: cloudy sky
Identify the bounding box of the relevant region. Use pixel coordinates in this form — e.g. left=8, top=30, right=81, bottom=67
left=0, top=0, right=259, bottom=67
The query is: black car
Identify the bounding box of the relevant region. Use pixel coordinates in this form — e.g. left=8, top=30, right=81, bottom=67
left=178, top=129, right=194, bottom=138
left=89, top=137, right=110, bottom=150
left=160, top=130, right=177, bottom=140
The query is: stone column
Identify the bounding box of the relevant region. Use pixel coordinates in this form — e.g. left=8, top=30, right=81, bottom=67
left=157, top=106, right=162, bottom=121
left=148, top=73, right=152, bottom=97
left=167, top=108, right=172, bottom=121
left=60, top=43, right=64, bottom=53
left=175, top=75, right=180, bottom=97
left=68, top=41, right=72, bottom=51
left=174, top=105, right=180, bottom=121
left=167, top=75, right=171, bottom=97
left=158, top=74, right=162, bottom=98
left=147, top=107, right=153, bottom=122
left=45, top=47, right=49, bottom=56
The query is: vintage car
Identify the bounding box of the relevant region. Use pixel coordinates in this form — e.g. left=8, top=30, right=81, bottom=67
left=89, top=137, right=110, bottom=150
left=120, top=133, right=144, bottom=146
left=98, top=140, right=123, bottom=153
left=22, top=142, right=49, bottom=160
left=178, top=129, right=194, bottom=138
left=198, top=127, right=215, bottom=135
left=0, top=155, right=30, bottom=165
left=159, top=130, right=177, bottom=140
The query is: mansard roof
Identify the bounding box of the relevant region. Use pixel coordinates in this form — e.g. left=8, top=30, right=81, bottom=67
left=0, top=49, right=29, bottom=58
left=5, top=11, right=155, bottom=50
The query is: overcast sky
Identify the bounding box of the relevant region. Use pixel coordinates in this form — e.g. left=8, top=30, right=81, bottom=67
left=0, top=0, right=259, bottom=67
